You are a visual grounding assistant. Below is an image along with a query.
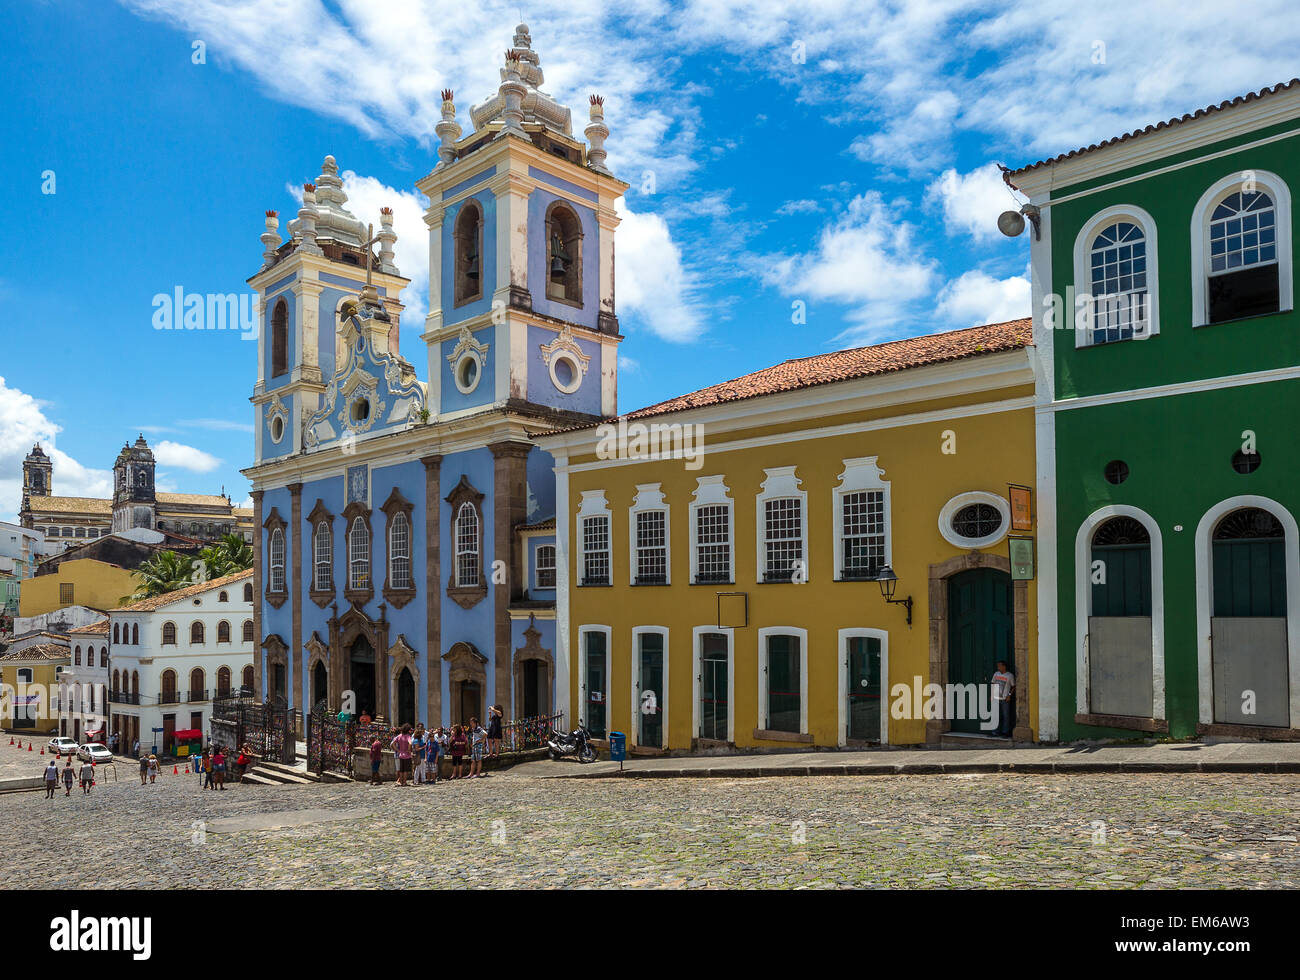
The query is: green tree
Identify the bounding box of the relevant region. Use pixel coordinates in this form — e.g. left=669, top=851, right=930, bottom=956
left=126, top=551, right=198, bottom=601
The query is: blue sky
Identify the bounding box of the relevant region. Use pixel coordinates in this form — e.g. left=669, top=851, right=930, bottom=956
left=3, top=0, right=1297, bottom=521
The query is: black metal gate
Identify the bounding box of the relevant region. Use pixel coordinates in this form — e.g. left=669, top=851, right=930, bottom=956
left=211, top=695, right=295, bottom=765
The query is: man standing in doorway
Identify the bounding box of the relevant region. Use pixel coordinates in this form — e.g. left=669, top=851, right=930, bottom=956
left=992, top=660, right=1016, bottom=738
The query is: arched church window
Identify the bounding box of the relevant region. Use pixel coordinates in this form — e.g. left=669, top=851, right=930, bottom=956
left=545, top=202, right=583, bottom=305
left=349, top=517, right=371, bottom=591
left=453, top=200, right=483, bottom=306
left=269, top=528, right=285, bottom=593
left=389, top=513, right=411, bottom=591
left=271, top=298, right=289, bottom=378
left=456, top=503, right=480, bottom=587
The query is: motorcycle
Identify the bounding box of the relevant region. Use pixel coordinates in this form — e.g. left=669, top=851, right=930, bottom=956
left=546, top=724, right=598, bottom=763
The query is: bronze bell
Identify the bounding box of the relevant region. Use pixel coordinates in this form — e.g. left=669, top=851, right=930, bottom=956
left=465, top=249, right=478, bottom=280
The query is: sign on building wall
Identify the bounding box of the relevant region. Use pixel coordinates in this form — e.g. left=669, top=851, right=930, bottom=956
left=1008, top=484, right=1033, bottom=531
left=1009, top=537, right=1035, bottom=581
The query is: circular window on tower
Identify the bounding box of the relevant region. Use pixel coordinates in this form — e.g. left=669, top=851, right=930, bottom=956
left=1231, top=449, right=1261, bottom=474
left=938, top=491, right=1011, bottom=549
left=549, top=352, right=582, bottom=394
left=454, top=352, right=481, bottom=394
left=269, top=416, right=285, bottom=444
left=350, top=397, right=371, bottom=424
left=1104, top=460, right=1129, bottom=485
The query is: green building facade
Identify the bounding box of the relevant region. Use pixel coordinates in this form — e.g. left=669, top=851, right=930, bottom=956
left=1011, top=80, right=1300, bottom=741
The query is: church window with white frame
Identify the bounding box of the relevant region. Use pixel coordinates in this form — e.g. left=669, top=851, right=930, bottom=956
left=630, top=484, right=669, bottom=586
left=756, top=467, right=807, bottom=584
left=313, top=521, right=332, bottom=592
left=455, top=503, right=479, bottom=587
left=577, top=490, right=612, bottom=587
left=833, top=457, right=891, bottom=581
left=348, top=517, right=370, bottom=591
left=689, top=475, right=734, bottom=585
left=269, top=527, right=286, bottom=593
left=389, top=512, right=412, bottom=591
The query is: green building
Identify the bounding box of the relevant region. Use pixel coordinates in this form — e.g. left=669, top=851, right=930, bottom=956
left=1009, top=80, right=1300, bottom=742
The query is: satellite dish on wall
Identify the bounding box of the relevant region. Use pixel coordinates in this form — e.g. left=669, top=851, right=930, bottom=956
left=997, top=210, right=1027, bottom=237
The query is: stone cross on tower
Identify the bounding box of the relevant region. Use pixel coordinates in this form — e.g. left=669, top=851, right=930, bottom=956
left=359, top=222, right=381, bottom=307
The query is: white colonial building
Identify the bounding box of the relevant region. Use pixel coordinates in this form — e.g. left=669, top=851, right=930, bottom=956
left=60, top=620, right=110, bottom=744
left=108, top=570, right=255, bottom=756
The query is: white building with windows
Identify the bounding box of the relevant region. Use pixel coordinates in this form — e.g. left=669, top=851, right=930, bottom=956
left=108, top=570, right=255, bottom=756
left=60, top=620, right=111, bottom=744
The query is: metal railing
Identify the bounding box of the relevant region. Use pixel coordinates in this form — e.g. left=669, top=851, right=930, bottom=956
left=108, top=691, right=141, bottom=705
left=501, top=711, right=564, bottom=753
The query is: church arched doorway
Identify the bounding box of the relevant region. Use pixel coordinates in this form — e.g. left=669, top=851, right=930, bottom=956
left=396, top=667, right=416, bottom=727
left=312, top=661, right=328, bottom=712
left=349, top=636, right=377, bottom=720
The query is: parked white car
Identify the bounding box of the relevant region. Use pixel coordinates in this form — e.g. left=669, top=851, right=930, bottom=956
left=48, top=737, right=78, bottom=756
left=77, top=743, right=113, bottom=764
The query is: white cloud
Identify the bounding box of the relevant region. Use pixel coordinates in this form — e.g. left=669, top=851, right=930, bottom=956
left=936, top=269, right=1031, bottom=328
left=153, top=441, right=222, bottom=473
left=928, top=163, right=1020, bottom=241
left=0, top=377, right=112, bottom=521
left=238, top=497, right=254, bottom=510
left=177, top=418, right=255, bottom=434
left=776, top=199, right=823, bottom=216
left=761, top=192, right=938, bottom=335
left=615, top=199, right=706, bottom=343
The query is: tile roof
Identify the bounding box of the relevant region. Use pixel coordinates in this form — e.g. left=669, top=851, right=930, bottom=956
left=573, top=319, right=1032, bottom=430
left=0, top=643, right=71, bottom=662
left=1007, top=78, right=1300, bottom=178
left=114, top=568, right=252, bottom=613
left=68, top=621, right=109, bottom=635
left=516, top=517, right=556, bottom=532
left=156, top=492, right=234, bottom=507
left=26, top=496, right=112, bottom=515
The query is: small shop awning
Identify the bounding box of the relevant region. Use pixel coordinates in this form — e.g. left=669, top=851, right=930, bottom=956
left=85, top=729, right=104, bottom=738
left=173, top=729, right=203, bottom=741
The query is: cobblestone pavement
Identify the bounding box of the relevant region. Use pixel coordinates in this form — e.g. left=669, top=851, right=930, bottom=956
left=4, top=768, right=1298, bottom=888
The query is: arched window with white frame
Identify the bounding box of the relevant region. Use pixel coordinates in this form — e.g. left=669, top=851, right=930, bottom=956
left=389, top=512, right=412, bottom=591
left=1192, top=171, right=1293, bottom=326
left=349, top=517, right=370, bottom=591
left=313, top=520, right=333, bottom=592
left=1072, top=205, right=1159, bottom=347
left=269, top=527, right=285, bottom=593
left=455, top=503, right=479, bottom=588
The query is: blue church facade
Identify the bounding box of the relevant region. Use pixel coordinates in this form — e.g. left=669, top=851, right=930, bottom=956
left=242, top=24, right=627, bottom=731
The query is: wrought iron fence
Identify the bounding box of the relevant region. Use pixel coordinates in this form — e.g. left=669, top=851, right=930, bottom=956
left=305, top=701, right=401, bottom=776
left=501, top=711, right=564, bottom=753
left=211, top=694, right=295, bottom=765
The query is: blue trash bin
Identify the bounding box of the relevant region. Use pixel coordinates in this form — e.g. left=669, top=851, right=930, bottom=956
left=609, top=731, right=626, bottom=763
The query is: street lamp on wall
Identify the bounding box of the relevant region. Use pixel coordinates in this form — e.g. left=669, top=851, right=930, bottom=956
left=875, top=565, right=913, bottom=627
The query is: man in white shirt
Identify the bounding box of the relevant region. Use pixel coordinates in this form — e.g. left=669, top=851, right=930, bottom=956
left=992, top=660, right=1015, bottom=738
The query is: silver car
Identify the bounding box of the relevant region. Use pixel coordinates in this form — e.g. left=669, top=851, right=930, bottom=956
left=77, top=743, right=114, bottom=764
left=48, top=736, right=79, bottom=757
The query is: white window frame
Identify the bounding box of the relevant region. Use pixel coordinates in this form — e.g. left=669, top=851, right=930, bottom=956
left=454, top=502, right=479, bottom=588
left=756, top=626, right=808, bottom=736
left=689, top=475, right=734, bottom=585
left=755, top=466, right=808, bottom=584
left=838, top=627, right=889, bottom=746
left=1071, top=204, right=1160, bottom=347
left=939, top=491, right=1011, bottom=550
left=313, top=520, right=332, bottom=592
left=630, top=625, right=670, bottom=749
left=578, top=624, right=612, bottom=735
left=691, top=625, right=734, bottom=744
left=269, top=527, right=286, bottom=593
left=1191, top=171, right=1293, bottom=327
left=348, top=516, right=370, bottom=591
left=576, top=490, right=611, bottom=587
left=628, top=483, right=670, bottom=586
left=832, top=457, right=891, bottom=582
left=533, top=542, right=557, bottom=591
left=389, top=512, right=411, bottom=591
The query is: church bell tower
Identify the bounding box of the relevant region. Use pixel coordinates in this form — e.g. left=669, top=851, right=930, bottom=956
left=111, top=435, right=158, bottom=532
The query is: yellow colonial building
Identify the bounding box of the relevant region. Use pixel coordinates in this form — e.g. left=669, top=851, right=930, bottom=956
left=19, top=559, right=140, bottom=620
left=536, top=319, right=1040, bottom=750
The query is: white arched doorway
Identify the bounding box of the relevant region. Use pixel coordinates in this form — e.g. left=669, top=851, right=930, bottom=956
left=1074, top=505, right=1165, bottom=728
left=1195, top=495, right=1300, bottom=730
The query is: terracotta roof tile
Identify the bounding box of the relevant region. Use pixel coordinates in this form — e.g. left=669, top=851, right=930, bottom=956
left=156, top=492, right=233, bottom=507
left=69, top=621, right=110, bottom=635
left=25, top=496, right=112, bottom=515
left=0, top=644, right=71, bottom=662
left=590, top=319, right=1031, bottom=429
left=1007, top=79, right=1300, bottom=179
left=115, top=568, right=253, bottom=613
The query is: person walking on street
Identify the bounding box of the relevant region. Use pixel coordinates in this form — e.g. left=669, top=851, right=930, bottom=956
left=412, top=725, right=428, bottom=786
left=468, top=717, right=487, bottom=778
left=203, top=748, right=214, bottom=790
left=61, top=759, right=75, bottom=797
left=148, top=754, right=159, bottom=784
left=431, top=727, right=448, bottom=784
left=80, top=759, right=94, bottom=794
left=44, top=760, right=59, bottom=798
left=213, top=747, right=226, bottom=789
left=139, top=754, right=149, bottom=786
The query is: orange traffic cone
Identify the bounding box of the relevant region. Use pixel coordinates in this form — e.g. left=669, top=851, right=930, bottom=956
left=28, top=743, right=33, bottom=751
left=40, top=747, right=45, bottom=755
left=8, top=737, right=12, bottom=745
left=173, top=765, right=178, bottom=775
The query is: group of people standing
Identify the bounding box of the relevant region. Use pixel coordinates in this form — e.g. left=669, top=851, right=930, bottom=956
left=43, top=757, right=95, bottom=798
left=373, top=705, right=504, bottom=786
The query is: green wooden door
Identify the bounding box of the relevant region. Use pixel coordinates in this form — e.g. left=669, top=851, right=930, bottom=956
left=638, top=634, right=664, bottom=748
left=700, top=632, right=728, bottom=741
left=847, top=636, right=882, bottom=741
left=766, top=634, right=801, bottom=733
left=584, top=633, right=606, bottom=737
left=947, top=569, right=1013, bottom=734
